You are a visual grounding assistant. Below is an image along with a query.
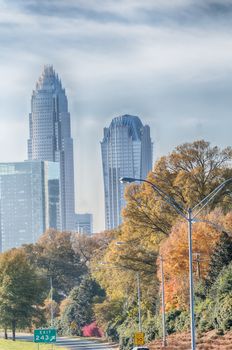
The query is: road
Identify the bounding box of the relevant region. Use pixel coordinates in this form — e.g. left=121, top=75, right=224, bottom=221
left=56, top=337, right=118, bottom=349
left=15, top=334, right=119, bottom=350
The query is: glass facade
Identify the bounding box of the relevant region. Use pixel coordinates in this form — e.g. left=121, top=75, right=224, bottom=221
left=101, top=115, right=153, bottom=230
left=75, top=213, right=93, bottom=235
left=28, top=65, right=75, bottom=231
left=0, top=161, right=61, bottom=252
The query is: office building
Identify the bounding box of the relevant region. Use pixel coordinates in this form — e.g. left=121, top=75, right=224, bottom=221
left=101, top=114, right=153, bottom=229
left=0, top=161, right=61, bottom=252
left=28, top=65, right=75, bottom=230
left=75, top=213, right=93, bottom=235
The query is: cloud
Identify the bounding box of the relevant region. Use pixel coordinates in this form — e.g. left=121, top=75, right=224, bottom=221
left=2, top=0, right=232, bottom=26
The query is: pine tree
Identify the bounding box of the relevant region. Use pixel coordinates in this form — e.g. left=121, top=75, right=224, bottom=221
left=206, top=231, right=232, bottom=287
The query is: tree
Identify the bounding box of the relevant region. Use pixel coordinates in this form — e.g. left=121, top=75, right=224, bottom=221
left=23, top=229, right=88, bottom=299
left=149, top=140, right=232, bottom=210
left=123, top=140, right=232, bottom=239
left=206, top=228, right=232, bottom=287
left=159, top=210, right=224, bottom=309
left=72, top=232, right=106, bottom=265
left=89, top=140, right=232, bottom=343
left=210, top=262, right=232, bottom=330
left=60, top=276, right=105, bottom=335
left=0, top=249, right=46, bottom=340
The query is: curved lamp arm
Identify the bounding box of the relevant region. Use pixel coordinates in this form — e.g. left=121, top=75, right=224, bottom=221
left=119, top=177, right=187, bottom=219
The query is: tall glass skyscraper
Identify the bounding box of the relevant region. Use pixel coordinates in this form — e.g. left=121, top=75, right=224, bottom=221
left=101, top=114, right=153, bottom=230
left=0, top=161, right=61, bottom=252
left=28, top=66, right=75, bottom=231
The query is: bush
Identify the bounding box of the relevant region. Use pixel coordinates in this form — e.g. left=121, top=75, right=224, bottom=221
left=143, top=315, right=162, bottom=341
left=195, top=298, right=214, bottom=332
left=82, top=321, right=103, bottom=337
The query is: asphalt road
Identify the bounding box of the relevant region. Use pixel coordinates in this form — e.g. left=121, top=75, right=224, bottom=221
left=15, top=334, right=118, bottom=350
left=56, top=337, right=118, bottom=349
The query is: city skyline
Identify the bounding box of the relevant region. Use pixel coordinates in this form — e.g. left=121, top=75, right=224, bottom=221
left=1, top=0, right=232, bottom=231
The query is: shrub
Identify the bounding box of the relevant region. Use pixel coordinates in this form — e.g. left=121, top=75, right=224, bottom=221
left=82, top=321, right=104, bottom=337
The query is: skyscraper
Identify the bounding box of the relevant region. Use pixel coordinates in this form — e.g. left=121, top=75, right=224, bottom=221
left=0, top=161, right=61, bottom=252
left=101, top=114, right=153, bottom=230
left=28, top=66, right=75, bottom=230
left=75, top=213, right=93, bottom=235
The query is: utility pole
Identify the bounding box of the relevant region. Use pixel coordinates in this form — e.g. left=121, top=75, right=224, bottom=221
left=195, top=253, right=201, bottom=279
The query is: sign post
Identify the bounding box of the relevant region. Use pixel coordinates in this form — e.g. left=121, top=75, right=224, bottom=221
left=34, top=328, right=57, bottom=349
left=134, top=331, right=145, bottom=346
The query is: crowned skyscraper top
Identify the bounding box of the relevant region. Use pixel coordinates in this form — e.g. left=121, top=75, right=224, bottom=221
left=101, top=114, right=153, bottom=230
left=28, top=65, right=75, bottom=230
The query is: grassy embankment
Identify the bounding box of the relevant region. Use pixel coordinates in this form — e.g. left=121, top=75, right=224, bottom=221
left=148, top=330, right=232, bottom=349
left=0, top=339, right=67, bottom=350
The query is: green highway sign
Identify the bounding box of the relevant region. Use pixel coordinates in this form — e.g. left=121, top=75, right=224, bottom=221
left=34, top=328, right=56, bottom=343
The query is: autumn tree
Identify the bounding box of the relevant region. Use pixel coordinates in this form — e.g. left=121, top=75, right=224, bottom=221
left=159, top=210, right=232, bottom=309
left=0, top=249, right=46, bottom=340
left=23, top=229, right=88, bottom=299
left=149, top=140, right=232, bottom=209
left=90, top=140, right=232, bottom=342
left=123, top=140, right=232, bottom=240
left=118, top=140, right=232, bottom=303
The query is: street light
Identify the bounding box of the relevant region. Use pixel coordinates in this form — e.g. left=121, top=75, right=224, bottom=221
left=50, top=276, right=54, bottom=328
left=120, top=176, right=232, bottom=350
left=159, top=255, right=167, bottom=347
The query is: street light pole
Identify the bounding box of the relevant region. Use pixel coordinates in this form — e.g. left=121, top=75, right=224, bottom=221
left=160, top=255, right=167, bottom=347
left=137, top=272, right=142, bottom=332
left=50, top=276, right=53, bottom=328
left=187, top=208, right=196, bottom=350
left=120, top=176, right=232, bottom=350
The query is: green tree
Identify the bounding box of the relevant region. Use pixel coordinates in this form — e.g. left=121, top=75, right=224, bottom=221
left=60, top=276, right=105, bottom=335
left=207, top=231, right=232, bottom=287
left=0, top=249, right=46, bottom=340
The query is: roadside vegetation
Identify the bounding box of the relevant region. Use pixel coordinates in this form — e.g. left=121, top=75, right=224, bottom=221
left=0, top=140, right=231, bottom=349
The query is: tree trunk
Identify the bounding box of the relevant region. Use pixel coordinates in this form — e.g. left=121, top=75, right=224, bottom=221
left=12, top=320, right=16, bottom=341
left=4, top=327, right=8, bottom=339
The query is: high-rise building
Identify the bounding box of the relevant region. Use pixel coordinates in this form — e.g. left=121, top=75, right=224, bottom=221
left=101, top=114, right=153, bottom=230
left=75, top=213, right=93, bottom=235
left=0, top=161, right=61, bottom=252
left=28, top=65, right=75, bottom=230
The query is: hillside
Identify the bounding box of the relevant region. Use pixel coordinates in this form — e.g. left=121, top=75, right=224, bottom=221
left=148, top=330, right=232, bottom=349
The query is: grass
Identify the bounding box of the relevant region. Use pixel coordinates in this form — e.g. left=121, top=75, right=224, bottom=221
left=0, top=339, right=67, bottom=350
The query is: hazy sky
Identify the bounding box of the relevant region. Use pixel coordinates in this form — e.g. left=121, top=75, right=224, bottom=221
left=0, top=0, right=232, bottom=232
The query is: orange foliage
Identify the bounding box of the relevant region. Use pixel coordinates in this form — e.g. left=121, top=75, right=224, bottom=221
left=159, top=210, right=229, bottom=310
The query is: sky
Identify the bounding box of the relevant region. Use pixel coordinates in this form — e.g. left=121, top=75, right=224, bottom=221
left=0, top=0, right=232, bottom=232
